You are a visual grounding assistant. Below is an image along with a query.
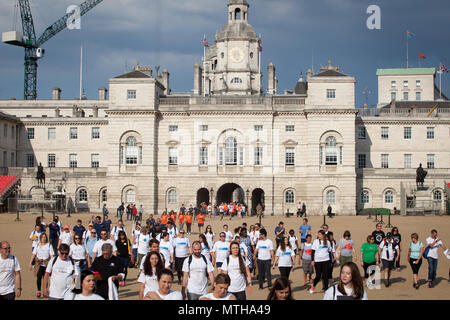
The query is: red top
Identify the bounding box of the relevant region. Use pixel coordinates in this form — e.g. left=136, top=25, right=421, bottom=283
left=0, top=175, right=18, bottom=198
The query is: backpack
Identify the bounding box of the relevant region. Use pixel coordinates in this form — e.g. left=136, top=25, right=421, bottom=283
left=51, top=256, right=75, bottom=275
left=423, top=246, right=430, bottom=259
left=188, top=254, right=208, bottom=278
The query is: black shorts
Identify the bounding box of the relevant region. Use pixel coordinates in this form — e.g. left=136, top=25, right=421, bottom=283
left=409, top=258, right=422, bottom=274
left=198, top=223, right=204, bottom=227
left=382, top=259, right=394, bottom=270
left=175, top=257, right=187, bottom=272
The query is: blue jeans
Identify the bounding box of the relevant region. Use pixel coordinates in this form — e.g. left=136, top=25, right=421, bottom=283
left=427, top=257, right=438, bottom=282
left=132, top=248, right=137, bottom=264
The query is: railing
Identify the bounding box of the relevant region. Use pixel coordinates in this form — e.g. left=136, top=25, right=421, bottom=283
left=358, top=107, right=450, bottom=117
left=0, top=167, right=7, bottom=175
left=159, top=97, right=190, bottom=105
left=273, top=97, right=305, bottom=105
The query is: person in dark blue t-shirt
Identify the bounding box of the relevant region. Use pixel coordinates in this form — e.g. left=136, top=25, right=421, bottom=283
left=73, top=219, right=86, bottom=238
left=103, top=214, right=112, bottom=235
left=48, top=219, right=61, bottom=254
left=93, top=216, right=105, bottom=240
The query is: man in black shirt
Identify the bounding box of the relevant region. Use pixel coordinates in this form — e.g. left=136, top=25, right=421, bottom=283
left=90, top=243, right=125, bottom=300
left=371, top=223, right=385, bottom=246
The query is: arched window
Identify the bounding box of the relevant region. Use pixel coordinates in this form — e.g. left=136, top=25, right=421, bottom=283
left=78, top=189, right=88, bottom=202
left=235, top=8, right=241, bottom=20
left=361, top=190, right=370, bottom=204
left=325, top=136, right=337, bottom=165
left=101, top=189, right=107, bottom=202
left=126, top=189, right=136, bottom=203
left=168, top=189, right=177, bottom=203
left=433, top=190, right=442, bottom=201
left=384, top=190, right=394, bottom=203
left=125, top=136, right=138, bottom=165
left=231, top=77, right=242, bottom=84
left=285, top=190, right=294, bottom=204
left=326, top=190, right=336, bottom=204
left=225, top=137, right=237, bottom=165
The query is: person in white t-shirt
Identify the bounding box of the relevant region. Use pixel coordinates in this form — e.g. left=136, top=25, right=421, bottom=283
left=273, top=236, right=296, bottom=280
left=253, top=228, right=274, bottom=290
left=204, top=225, right=215, bottom=249
left=64, top=270, right=104, bottom=300
left=29, top=233, right=54, bottom=298
left=29, top=225, right=42, bottom=252
left=425, top=229, right=447, bottom=288
left=138, top=251, right=165, bottom=299
left=211, top=232, right=230, bottom=268
left=111, top=220, right=126, bottom=242
left=323, top=262, right=368, bottom=300
left=43, top=243, right=80, bottom=300
left=250, top=223, right=261, bottom=246
left=135, top=227, right=150, bottom=270
left=199, top=234, right=212, bottom=261
left=159, top=233, right=174, bottom=268
left=223, top=225, right=233, bottom=243
left=144, top=269, right=183, bottom=300
left=0, top=241, right=22, bottom=300
left=69, top=235, right=90, bottom=271
left=182, top=241, right=215, bottom=300
left=288, top=229, right=299, bottom=254
left=174, top=230, right=191, bottom=284
left=219, top=241, right=252, bottom=300
left=92, top=228, right=118, bottom=261
left=200, top=273, right=236, bottom=300
left=58, top=225, right=72, bottom=249
left=310, top=230, right=334, bottom=294
left=379, top=232, right=399, bottom=288
left=131, top=223, right=141, bottom=267
left=233, top=236, right=248, bottom=259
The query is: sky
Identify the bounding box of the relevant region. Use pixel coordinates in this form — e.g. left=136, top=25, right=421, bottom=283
left=0, top=0, right=449, bottom=107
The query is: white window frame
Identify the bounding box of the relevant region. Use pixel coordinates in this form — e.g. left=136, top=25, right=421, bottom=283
left=403, top=92, right=409, bottom=101
left=325, top=136, right=338, bottom=165
left=26, top=154, right=34, bottom=167
left=169, top=147, right=178, bottom=165
left=225, top=137, right=237, bottom=165
left=254, top=146, right=263, bottom=166
left=168, top=189, right=177, bottom=204
left=381, top=127, right=389, bottom=140
left=285, top=125, right=295, bottom=132
left=384, top=190, right=394, bottom=204
left=358, top=127, right=366, bottom=139
left=48, top=154, right=56, bottom=168
left=48, top=127, right=56, bottom=140
left=27, top=128, right=35, bottom=139
left=326, top=190, right=336, bottom=204
left=92, top=127, right=100, bottom=139
left=78, top=189, right=88, bottom=202
left=391, top=81, right=396, bottom=88
left=404, top=127, right=411, bottom=139
left=427, top=154, right=435, bottom=169
left=70, top=127, right=78, bottom=140
left=358, top=154, right=366, bottom=169
left=285, top=190, right=295, bottom=204
left=125, top=136, right=138, bottom=165
left=69, top=154, right=77, bottom=168
left=416, top=91, right=421, bottom=101
left=127, top=90, right=136, bottom=100
left=404, top=154, right=412, bottom=169
left=285, top=147, right=295, bottom=166
left=169, top=125, right=178, bottom=132
left=199, top=147, right=208, bottom=166
left=125, top=189, right=135, bottom=203
left=326, top=89, right=336, bottom=99
left=91, top=154, right=99, bottom=168
left=427, top=127, right=434, bottom=140
left=361, top=190, right=370, bottom=204
left=381, top=154, right=389, bottom=168
left=254, top=125, right=263, bottom=132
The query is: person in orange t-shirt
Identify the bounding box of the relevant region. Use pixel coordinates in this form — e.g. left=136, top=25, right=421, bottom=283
left=170, top=211, right=177, bottom=224
left=197, top=213, right=206, bottom=234
left=184, top=213, right=193, bottom=235
left=223, top=203, right=228, bottom=216
left=161, top=212, right=168, bottom=225
left=178, top=212, right=184, bottom=231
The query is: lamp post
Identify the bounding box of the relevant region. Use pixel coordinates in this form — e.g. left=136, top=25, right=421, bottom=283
left=246, top=189, right=249, bottom=217
left=210, top=188, right=214, bottom=205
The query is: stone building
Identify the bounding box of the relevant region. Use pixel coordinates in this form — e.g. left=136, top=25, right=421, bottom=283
left=0, top=0, right=448, bottom=215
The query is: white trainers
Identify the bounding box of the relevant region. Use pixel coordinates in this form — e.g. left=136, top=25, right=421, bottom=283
left=309, top=287, right=315, bottom=294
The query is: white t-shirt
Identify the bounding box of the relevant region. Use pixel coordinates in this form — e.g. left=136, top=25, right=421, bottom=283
left=132, top=229, right=141, bottom=249
left=0, top=255, right=21, bottom=295
left=224, top=231, right=233, bottom=242
left=167, top=227, right=177, bottom=242
left=289, top=235, right=298, bottom=251
left=201, top=243, right=211, bottom=261
left=311, top=239, right=333, bottom=262
left=182, top=255, right=214, bottom=295
left=250, top=230, right=260, bottom=245
left=200, top=292, right=235, bottom=300
left=92, top=239, right=117, bottom=257
left=111, top=226, right=126, bottom=241
left=256, top=239, right=274, bottom=261
left=137, top=234, right=151, bottom=255
left=153, top=290, right=183, bottom=300
left=204, top=233, right=215, bottom=248
left=33, top=244, right=55, bottom=264
left=220, top=255, right=250, bottom=292
left=138, top=269, right=159, bottom=297
left=64, top=292, right=105, bottom=300
left=426, top=237, right=443, bottom=260
left=45, top=257, right=79, bottom=299
left=159, top=240, right=174, bottom=268
left=379, top=240, right=399, bottom=261
left=239, top=243, right=248, bottom=258
left=212, top=241, right=230, bottom=263
left=174, top=237, right=191, bottom=258
left=82, top=230, right=91, bottom=240
left=276, top=247, right=295, bottom=267
left=30, top=230, right=42, bottom=249
left=323, top=285, right=368, bottom=300
left=69, top=244, right=88, bottom=260
left=59, top=232, right=72, bottom=246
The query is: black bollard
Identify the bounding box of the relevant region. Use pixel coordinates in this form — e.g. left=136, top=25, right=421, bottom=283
left=386, top=214, right=393, bottom=228
left=380, top=214, right=384, bottom=225
left=368, top=210, right=372, bottom=219
left=323, top=215, right=326, bottom=226
left=15, top=208, right=20, bottom=222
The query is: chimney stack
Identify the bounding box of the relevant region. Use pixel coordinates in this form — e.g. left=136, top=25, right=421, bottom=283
left=267, top=62, right=276, bottom=95
left=193, top=63, right=203, bottom=95
left=93, top=105, right=99, bottom=117
left=98, top=87, right=108, bottom=100
left=157, top=69, right=170, bottom=95
left=52, top=87, right=61, bottom=100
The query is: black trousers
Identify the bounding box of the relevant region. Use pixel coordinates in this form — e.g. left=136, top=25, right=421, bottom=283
left=36, top=265, right=46, bottom=291
left=257, top=259, right=272, bottom=288
left=313, top=260, right=331, bottom=289
left=50, top=238, right=59, bottom=255
left=229, top=291, right=246, bottom=300
left=279, top=266, right=292, bottom=280
left=0, top=292, right=15, bottom=300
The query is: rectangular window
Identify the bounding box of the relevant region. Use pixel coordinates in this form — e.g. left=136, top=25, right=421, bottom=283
left=404, top=127, right=411, bottom=139
left=358, top=154, right=366, bottom=169
left=254, top=125, right=263, bottom=132
left=27, top=128, right=35, bottom=139
left=339, top=146, right=343, bottom=165
left=403, top=80, right=409, bottom=87
left=285, top=125, right=295, bottom=132
left=391, top=81, right=396, bottom=88
left=127, top=90, right=136, bottom=100
left=254, top=147, right=263, bottom=165
left=92, top=127, right=100, bottom=139
left=427, top=127, right=434, bottom=139
left=169, top=147, right=178, bottom=165
left=200, top=125, right=208, bottom=132
left=416, top=92, right=421, bottom=101
left=381, top=154, right=389, bottom=168
left=381, top=127, right=389, bottom=139
left=358, top=127, right=366, bottom=139
left=11, top=126, right=15, bottom=139
left=199, top=147, right=208, bottom=166
left=416, top=80, right=421, bottom=87
left=319, top=146, right=323, bottom=165
left=70, top=127, right=78, bottom=139
left=391, top=92, right=396, bottom=100
left=69, top=154, right=77, bottom=168
left=218, top=147, right=223, bottom=165
left=239, top=147, right=244, bottom=165
left=2, top=151, right=6, bottom=167
left=48, top=154, right=56, bottom=168
left=404, top=154, right=412, bottom=169
left=26, top=154, right=34, bottom=168
left=169, top=125, right=178, bottom=132
left=48, top=127, right=56, bottom=140
left=285, top=147, right=295, bottom=166
left=3, top=124, right=7, bottom=138
left=403, top=92, right=409, bottom=101
left=91, top=154, right=99, bottom=168
left=10, top=152, right=14, bottom=167
left=326, top=89, right=336, bottom=99
left=427, top=154, right=435, bottom=169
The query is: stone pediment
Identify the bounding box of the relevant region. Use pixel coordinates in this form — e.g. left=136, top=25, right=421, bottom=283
left=282, top=139, right=298, bottom=146
left=251, top=139, right=266, bottom=145
left=165, top=140, right=180, bottom=146
left=198, top=139, right=212, bottom=146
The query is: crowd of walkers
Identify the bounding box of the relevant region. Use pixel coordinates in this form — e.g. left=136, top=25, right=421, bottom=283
left=1, top=211, right=449, bottom=301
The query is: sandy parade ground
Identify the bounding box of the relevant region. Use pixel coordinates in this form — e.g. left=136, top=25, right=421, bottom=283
left=1, top=211, right=449, bottom=300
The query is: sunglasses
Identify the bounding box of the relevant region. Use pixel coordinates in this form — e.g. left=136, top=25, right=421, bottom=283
left=1, top=247, right=11, bottom=250
left=60, top=252, right=69, bottom=255
left=75, top=238, right=81, bottom=240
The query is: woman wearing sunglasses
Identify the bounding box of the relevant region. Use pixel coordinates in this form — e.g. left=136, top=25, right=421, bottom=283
left=70, top=234, right=90, bottom=271
left=28, top=233, right=54, bottom=298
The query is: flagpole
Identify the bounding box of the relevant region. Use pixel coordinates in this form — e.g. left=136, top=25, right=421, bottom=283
left=406, top=31, right=409, bottom=68
left=259, top=34, right=261, bottom=94
left=440, top=63, right=442, bottom=100
left=80, top=45, right=83, bottom=100
left=203, top=34, right=206, bottom=97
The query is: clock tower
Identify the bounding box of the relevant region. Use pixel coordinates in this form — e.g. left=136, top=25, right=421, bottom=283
left=201, top=0, right=262, bottom=95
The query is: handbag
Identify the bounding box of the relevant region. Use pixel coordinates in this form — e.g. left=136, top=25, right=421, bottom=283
left=423, top=246, right=430, bottom=259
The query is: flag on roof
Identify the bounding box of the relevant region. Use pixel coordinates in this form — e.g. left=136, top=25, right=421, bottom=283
left=407, top=30, right=416, bottom=38
left=202, top=35, right=209, bottom=47
left=419, top=52, right=426, bottom=59
left=426, top=104, right=438, bottom=117
left=258, top=39, right=262, bottom=52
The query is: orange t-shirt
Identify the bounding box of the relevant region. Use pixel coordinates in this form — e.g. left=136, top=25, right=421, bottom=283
left=197, top=214, right=205, bottom=224
left=161, top=214, right=168, bottom=224
left=185, top=214, right=193, bottom=224
left=223, top=204, right=228, bottom=211
left=170, top=213, right=177, bottom=221
left=178, top=214, right=184, bottom=223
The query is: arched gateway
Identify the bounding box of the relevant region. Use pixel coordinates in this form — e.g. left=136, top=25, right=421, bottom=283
left=216, top=183, right=244, bottom=204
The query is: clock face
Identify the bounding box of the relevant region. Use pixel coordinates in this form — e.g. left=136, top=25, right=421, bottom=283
left=229, top=47, right=244, bottom=63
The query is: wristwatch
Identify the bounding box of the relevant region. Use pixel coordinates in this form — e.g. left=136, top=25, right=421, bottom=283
left=17, top=288, right=22, bottom=291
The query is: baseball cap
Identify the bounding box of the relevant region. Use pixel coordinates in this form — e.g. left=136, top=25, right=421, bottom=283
left=63, top=225, right=70, bottom=230
left=386, top=232, right=392, bottom=238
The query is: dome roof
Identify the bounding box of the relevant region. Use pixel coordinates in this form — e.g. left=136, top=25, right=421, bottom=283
left=217, top=22, right=257, bottom=41
left=294, top=81, right=307, bottom=95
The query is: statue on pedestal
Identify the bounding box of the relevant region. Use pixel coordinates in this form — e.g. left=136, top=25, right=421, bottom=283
left=36, top=163, right=45, bottom=188
left=416, top=163, right=427, bottom=189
